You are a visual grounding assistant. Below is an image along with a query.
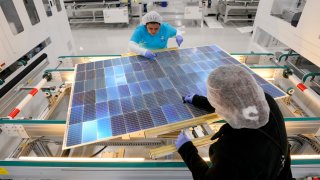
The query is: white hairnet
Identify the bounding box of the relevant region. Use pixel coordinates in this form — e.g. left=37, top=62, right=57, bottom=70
left=206, top=65, right=270, bottom=129
left=142, top=11, right=162, bottom=25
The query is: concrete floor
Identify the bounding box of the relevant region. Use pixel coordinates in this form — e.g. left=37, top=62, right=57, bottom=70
left=70, top=1, right=254, bottom=56
left=71, top=24, right=253, bottom=55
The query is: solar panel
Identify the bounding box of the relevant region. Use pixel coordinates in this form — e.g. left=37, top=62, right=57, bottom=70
left=63, top=45, right=287, bottom=149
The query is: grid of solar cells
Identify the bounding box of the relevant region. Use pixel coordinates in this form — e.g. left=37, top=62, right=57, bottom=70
left=65, top=45, right=286, bottom=149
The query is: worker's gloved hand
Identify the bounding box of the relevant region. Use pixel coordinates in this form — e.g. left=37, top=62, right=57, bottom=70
left=144, top=50, right=156, bottom=60
left=182, top=93, right=196, bottom=104
left=176, top=35, right=183, bottom=47
left=175, top=131, right=190, bottom=150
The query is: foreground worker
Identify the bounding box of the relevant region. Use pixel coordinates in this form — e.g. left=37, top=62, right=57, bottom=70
left=128, top=11, right=183, bottom=60
left=177, top=65, right=292, bottom=180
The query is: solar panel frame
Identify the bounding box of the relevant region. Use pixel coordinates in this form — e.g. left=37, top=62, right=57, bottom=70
left=63, top=45, right=287, bottom=149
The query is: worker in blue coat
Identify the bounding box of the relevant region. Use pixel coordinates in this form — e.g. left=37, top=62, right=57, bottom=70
left=128, top=11, right=183, bottom=60
left=176, top=65, right=293, bottom=180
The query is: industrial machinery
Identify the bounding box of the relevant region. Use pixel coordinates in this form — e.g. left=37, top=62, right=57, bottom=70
left=1, top=0, right=320, bottom=179
left=216, top=0, right=260, bottom=23
left=64, top=0, right=129, bottom=24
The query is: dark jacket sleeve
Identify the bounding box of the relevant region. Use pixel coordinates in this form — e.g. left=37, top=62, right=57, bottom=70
left=178, top=141, right=238, bottom=180
left=191, top=95, right=215, bottom=113
left=264, top=93, right=293, bottom=180
left=178, top=141, right=209, bottom=180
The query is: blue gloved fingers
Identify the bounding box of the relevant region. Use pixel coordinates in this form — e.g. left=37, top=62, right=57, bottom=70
left=144, top=50, right=156, bottom=60
left=175, top=131, right=190, bottom=150
left=176, top=35, right=183, bottom=47
left=183, top=93, right=196, bottom=104
left=144, top=50, right=157, bottom=60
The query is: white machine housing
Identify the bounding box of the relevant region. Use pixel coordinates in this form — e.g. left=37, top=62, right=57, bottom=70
left=251, top=0, right=320, bottom=67
left=0, top=0, right=75, bottom=118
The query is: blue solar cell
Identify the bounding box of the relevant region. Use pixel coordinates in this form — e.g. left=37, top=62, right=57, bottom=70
left=140, top=61, right=153, bottom=70
left=123, top=64, right=134, bottom=74
left=84, top=90, right=95, bottom=105
left=111, top=115, right=126, bottom=136
left=190, top=63, right=202, bottom=72
left=135, top=71, right=147, bottom=81
left=161, top=104, right=180, bottom=123
left=95, top=78, right=106, bottom=90
left=137, top=110, right=154, bottom=129
left=153, top=68, right=166, bottom=78
left=74, top=81, right=84, bottom=93
left=174, top=65, right=185, bottom=75
left=128, top=56, right=138, bottom=64
left=128, top=83, right=142, bottom=96
left=97, top=118, right=112, bottom=139
left=125, top=73, right=137, bottom=83
left=96, top=69, right=105, bottom=78
left=69, top=106, right=83, bottom=125
left=118, top=85, right=131, bottom=98
left=226, top=57, right=241, bottom=64
left=180, top=64, right=194, bottom=74
left=173, top=103, right=193, bottom=119
left=85, top=79, right=95, bottom=91
left=149, top=108, right=168, bottom=126
left=187, top=84, right=201, bottom=95
left=159, top=77, right=174, bottom=90
left=132, top=95, right=146, bottom=110
left=143, top=93, right=158, bottom=108
left=124, top=112, right=141, bottom=132
left=114, top=65, right=124, bottom=75
left=154, top=91, right=170, bottom=106
left=95, top=61, right=104, bottom=69
left=139, top=81, right=153, bottom=94
left=85, top=62, right=94, bottom=71
left=197, top=54, right=209, bottom=61
left=83, top=104, right=96, bottom=121
left=128, top=56, right=137, bottom=63
left=197, top=71, right=208, bottom=82
left=178, top=75, right=193, bottom=87
left=252, top=74, right=268, bottom=85
left=261, top=84, right=286, bottom=98
left=149, top=79, right=163, bottom=91
left=103, top=60, right=112, bottom=68
left=107, top=86, right=120, bottom=100
left=187, top=104, right=209, bottom=117
left=163, top=66, right=177, bottom=76
left=121, top=57, right=130, bottom=65
left=95, top=88, right=108, bottom=103
left=72, top=92, right=84, bottom=107
left=196, top=82, right=207, bottom=96
left=112, top=58, right=122, bottom=66
left=76, top=72, right=85, bottom=81
left=132, top=63, right=142, bottom=71
left=115, top=75, right=127, bottom=86
left=108, top=99, right=122, bottom=116
left=105, top=77, right=116, bottom=87
left=144, top=70, right=156, bottom=80
left=169, top=75, right=183, bottom=87
left=205, top=61, right=217, bottom=69
left=77, top=64, right=86, bottom=72
left=176, top=85, right=191, bottom=97
left=189, top=73, right=202, bottom=84
left=82, top=120, right=97, bottom=143
left=120, top=97, right=134, bottom=113
left=165, top=89, right=181, bottom=103
left=96, top=102, right=109, bottom=119
left=67, top=123, right=82, bottom=146
left=104, top=67, right=114, bottom=77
